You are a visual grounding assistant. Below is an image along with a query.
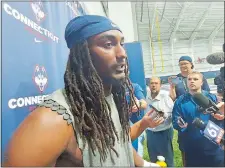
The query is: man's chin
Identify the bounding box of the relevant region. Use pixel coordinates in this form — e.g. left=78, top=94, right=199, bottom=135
left=101, top=74, right=126, bottom=85
left=190, top=88, right=198, bottom=92
left=151, top=90, right=159, bottom=94
left=181, top=68, right=188, bottom=72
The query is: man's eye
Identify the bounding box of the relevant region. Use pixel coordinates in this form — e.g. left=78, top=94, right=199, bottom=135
left=105, top=42, right=112, bottom=48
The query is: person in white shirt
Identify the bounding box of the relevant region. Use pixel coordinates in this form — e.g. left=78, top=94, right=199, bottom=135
left=145, top=77, right=174, bottom=167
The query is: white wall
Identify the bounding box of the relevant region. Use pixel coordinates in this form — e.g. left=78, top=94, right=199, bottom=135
left=82, top=2, right=136, bottom=43
left=82, top=2, right=106, bottom=16
left=142, top=38, right=224, bottom=78
left=108, top=2, right=136, bottom=42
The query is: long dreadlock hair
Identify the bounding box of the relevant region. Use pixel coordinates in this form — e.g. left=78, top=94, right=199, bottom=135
left=64, top=40, right=138, bottom=161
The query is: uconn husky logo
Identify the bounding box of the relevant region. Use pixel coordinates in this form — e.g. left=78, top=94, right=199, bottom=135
left=30, top=1, right=45, bottom=22
left=33, top=65, right=48, bottom=93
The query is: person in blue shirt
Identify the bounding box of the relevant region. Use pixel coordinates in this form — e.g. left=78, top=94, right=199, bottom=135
left=169, top=56, right=210, bottom=101
left=126, top=83, right=147, bottom=157
left=168, top=56, right=210, bottom=166
left=129, top=83, right=147, bottom=121
left=172, top=71, right=224, bottom=167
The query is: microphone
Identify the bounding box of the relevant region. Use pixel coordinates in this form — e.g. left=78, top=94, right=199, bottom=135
left=193, top=118, right=224, bottom=149
left=206, top=52, right=224, bottom=65
left=192, top=93, right=220, bottom=114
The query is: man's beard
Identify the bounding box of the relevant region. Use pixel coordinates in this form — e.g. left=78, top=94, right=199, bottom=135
left=151, top=90, right=159, bottom=94
left=151, top=90, right=160, bottom=97
left=101, top=75, right=126, bottom=87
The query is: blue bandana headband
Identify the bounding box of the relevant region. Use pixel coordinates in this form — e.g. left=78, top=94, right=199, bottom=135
left=65, top=15, right=122, bottom=49
left=179, top=56, right=192, bottom=63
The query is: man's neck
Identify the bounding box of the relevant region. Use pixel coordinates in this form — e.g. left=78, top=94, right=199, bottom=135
left=103, top=84, right=112, bottom=97
left=151, top=91, right=159, bottom=99
left=181, top=70, right=192, bottom=77
left=189, top=89, right=201, bottom=95
left=181, top=72, right=188, bottom=77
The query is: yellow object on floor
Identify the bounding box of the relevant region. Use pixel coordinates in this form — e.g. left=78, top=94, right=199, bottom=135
left=156, top=156, right=167, bottom=167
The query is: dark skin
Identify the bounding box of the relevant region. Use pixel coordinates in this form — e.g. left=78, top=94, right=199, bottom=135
left=3, top=30, right=162, bottom=166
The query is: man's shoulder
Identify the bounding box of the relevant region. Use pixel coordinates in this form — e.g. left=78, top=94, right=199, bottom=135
left=177, top=73, right=182, bottom=77
left=203, top=91, right=217, bottom=101
left=32, top=106, right=73, bottom=129
left=158, top=90, right=170, bottom=98
left=36, top=88, right=75, bottom=127
left=175, top=94, right=188, bottom=104
left=4, top=106, right=75, bottom=166
left=132, top=83, right=143, bottom=91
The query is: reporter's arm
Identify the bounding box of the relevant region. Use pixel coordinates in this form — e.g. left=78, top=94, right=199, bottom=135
left=168, top=77, right=177, bottom=101
left=133, top=84, right=147, bottom=110
left=169, top=85, right=177, bottom=101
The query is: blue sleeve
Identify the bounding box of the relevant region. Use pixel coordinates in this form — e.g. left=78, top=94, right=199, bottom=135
left=202, top=77, right=210, bottom=91
left=133, top=84, right=145, bottom=100
left=130, top=110, right=145, bottom=123
left=206, top=92, right=218, bottom=103
left=172, top=99, right=184, bottom=132
left=211, top=94, right=218, bottom=103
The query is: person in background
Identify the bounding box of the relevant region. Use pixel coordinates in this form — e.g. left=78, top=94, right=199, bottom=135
left=145, top=77, right=174, bottom=167
left=126, top=82, right=147, bottom=157
left=172, top=71, right=224, bottom=167
left=169, top=56, right=210, bottom=101
left=168, top=55, right=210, bottom=166
left=214, top=67, right=224, bottom=101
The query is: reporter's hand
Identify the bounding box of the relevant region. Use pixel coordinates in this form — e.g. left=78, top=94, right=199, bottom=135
left=141, top=109, right=164, bottom=128
left=217, top=102, right=224, bottom=114
left=212, top=113, right=225, bottom=120
left=178, top=121, right=188, bottom=128
left=212, top=102, right=224, bottom=120
left=168, top=76, right=177, bottom=89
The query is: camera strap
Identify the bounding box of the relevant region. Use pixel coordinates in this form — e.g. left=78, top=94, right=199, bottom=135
left=182, top=77, right=189, bottom=92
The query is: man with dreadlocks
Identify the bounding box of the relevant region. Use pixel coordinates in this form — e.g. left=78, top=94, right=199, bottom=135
left=3, top=15, right=163, bottom=167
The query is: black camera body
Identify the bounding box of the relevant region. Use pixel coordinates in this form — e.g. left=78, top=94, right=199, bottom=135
left=214, top=75, right=223, bottom=86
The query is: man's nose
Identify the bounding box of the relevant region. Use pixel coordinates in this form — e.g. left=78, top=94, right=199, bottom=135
left=115, top=45, right=127, bottom=60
